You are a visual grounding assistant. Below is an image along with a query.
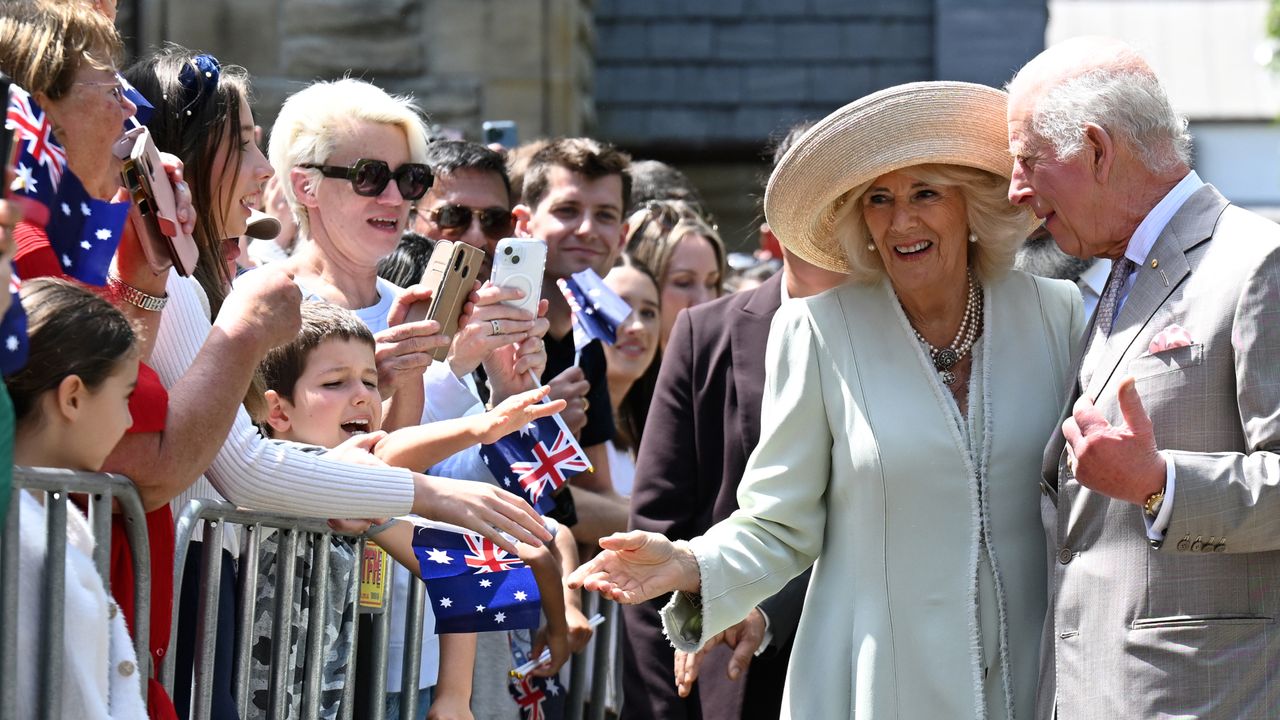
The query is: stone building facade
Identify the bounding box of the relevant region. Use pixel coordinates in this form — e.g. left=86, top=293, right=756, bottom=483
left=116, top=0, right=1046, bottom=250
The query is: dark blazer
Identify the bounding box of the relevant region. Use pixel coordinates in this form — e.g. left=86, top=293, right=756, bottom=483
left=622, top=271, right=808, bottom=720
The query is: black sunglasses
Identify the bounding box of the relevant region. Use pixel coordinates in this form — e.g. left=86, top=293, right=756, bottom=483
left=299, top=158, right=433, bottom=200
left=428, top=204, right=515, bottom=240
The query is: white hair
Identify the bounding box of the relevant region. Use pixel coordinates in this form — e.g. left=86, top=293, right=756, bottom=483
left=268, top=78, right=429, bottom=239
left=1029, top=66, right=1191, bottom=174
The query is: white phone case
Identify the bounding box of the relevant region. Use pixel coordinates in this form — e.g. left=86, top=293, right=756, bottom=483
left=490, top=238, right=546, bottom=316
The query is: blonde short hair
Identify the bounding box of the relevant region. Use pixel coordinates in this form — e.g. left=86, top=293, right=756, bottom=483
left=268, top=78, right=429, bottom=239
left=832, top=164, right=1031, bottom=285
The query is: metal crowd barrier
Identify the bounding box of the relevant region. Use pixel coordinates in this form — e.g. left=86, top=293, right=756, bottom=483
left=565, top=592, right=623, bottom=720
left=0, top=467, right=152, bottom=720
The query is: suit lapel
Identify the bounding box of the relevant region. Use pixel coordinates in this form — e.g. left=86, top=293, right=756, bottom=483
left=1083, top=186, right=1225, bottom=400
left=730, top=273, right=783, bottom=460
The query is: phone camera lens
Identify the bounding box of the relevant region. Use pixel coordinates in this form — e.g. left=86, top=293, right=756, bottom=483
left=503, top=246, right=513, bottom=255
left=512, top=256, right=521, bottom=264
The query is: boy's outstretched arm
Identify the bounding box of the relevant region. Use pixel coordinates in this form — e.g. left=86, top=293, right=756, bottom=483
left=374, top=386, right=567, bottom=470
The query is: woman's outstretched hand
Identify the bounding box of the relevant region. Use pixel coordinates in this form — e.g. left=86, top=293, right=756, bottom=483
left=566, top=530, right=702, bottom=604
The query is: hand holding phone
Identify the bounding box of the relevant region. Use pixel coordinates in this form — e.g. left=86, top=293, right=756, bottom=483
left=118, top=126, right=198, bottom=275
left=407, top=239, right=485, bottom=361
left=490, top=238, right=546, bottom=317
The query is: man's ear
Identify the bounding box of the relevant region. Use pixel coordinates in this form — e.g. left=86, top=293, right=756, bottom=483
left=55, top=374, right=87, bottom=423
left=264, top=389, right=293, bottom=436
left=512, top=205, right=532, bottom=237
left=1082, top=123, right=1115, bottom=184
left=291, top=167, right=320, bottom=209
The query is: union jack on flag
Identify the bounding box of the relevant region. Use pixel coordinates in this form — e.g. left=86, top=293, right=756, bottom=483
left=7, top=85, right=68, bottom=223
left=410, top=520, right=543, bottom=634
left=480, top=414, right=591, bottom=514
left=507, top=630, right=566, bottom=720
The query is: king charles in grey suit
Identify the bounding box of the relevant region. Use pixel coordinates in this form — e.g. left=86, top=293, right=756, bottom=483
left=1007, top=38, right=1280, bottom=719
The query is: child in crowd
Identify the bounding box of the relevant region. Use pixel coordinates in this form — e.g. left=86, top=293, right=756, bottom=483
left=255, top=301, right=574, bottom=718
left=8, top=278, right=147, bottom=719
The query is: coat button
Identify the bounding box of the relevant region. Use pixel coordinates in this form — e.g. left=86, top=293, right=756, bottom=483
left=1215, top=543, right=1226, bottom=553
left=118, top=660, right=135, bottom=677
left=1058, top=547, right=1074, bottom=564
left=1190, top=539, right=1202, bottom=552
left=1177, top=538, right=1190, bottom=552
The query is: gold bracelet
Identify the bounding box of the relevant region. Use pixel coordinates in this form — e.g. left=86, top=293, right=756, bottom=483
left=108, top=274, right=168, bottom=312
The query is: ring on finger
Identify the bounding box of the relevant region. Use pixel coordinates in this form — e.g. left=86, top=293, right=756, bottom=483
left=491, top=319, right=502, bottom=336
left=581, top=397, right=590, bottom=413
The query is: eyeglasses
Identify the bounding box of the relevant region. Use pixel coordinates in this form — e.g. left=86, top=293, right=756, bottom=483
left=73, top=80, right=126, bottom=103
left=427, top=204, right=515, bottom=240
left=299, top=159, right=433, bottom=200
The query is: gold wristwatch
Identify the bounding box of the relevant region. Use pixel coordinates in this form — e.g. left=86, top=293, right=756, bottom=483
left=1143, top=487, right=1166, bottom=518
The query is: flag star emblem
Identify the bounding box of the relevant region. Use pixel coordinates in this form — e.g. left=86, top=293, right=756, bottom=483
left=494, top=612, right=506, bottom=624
left=61, top=202, right=71, bottom=216
left=479, top=578, right=492, bottom=588
left=545, top=678, right=561, bottom=695
left=61, top=254, right=72, bottom=267
left=514, top=590, right=528, bottom=601
left=12, top=164, right=36, bottom=194
left=427, top=548, right=452, bottom=565
left=5, top=336, right=17, bottom=352
left=95, top=228, right=112, bottom=241
left=80, top=202, right=91, bottom=216
left=80, top=240, right=91, bottom=250
left=439, top=597, right=452, bottom=608
left=475, top=604, right=486, bottom=613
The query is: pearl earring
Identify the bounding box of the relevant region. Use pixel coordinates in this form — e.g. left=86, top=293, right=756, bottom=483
left=866, top=242, right=876, bottom=251
left=968, top=232, right=978, bottom=243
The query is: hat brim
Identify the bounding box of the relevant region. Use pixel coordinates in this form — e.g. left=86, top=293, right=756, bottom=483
left=244, top=209, right=281, bottom=241
left=764, top=81, right=1023, bottom=273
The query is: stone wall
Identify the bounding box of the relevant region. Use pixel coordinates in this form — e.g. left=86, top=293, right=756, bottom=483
left=119, top=0, right=596, bottom=143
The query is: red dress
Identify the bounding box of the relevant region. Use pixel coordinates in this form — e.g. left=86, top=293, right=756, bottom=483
left=15, top=220, right=179, bottom=720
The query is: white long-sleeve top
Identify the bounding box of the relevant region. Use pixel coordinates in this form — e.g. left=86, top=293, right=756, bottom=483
left=155, top=270, right=416, bottom=539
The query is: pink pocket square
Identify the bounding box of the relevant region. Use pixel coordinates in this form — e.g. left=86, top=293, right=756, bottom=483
left=1148, top=324, right=1193, bottom=354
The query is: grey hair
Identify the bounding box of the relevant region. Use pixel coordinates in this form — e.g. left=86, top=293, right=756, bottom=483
left=1030, top=66, right=1191, bottom=174
left=833, top=164, right=1033, bottom=285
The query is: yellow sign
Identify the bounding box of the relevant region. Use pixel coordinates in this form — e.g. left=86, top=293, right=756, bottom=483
left=358, top=544, right=391, bottom=611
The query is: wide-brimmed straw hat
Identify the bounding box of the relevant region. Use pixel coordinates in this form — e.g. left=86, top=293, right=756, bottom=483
left=764, top=81, right=1017, bottom=273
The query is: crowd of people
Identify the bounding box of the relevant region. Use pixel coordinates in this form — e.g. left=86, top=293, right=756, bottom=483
left=2, top=1, right=1279, bottom=719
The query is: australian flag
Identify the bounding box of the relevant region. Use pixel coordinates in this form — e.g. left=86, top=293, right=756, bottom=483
left=7, top=84, right=129, bottom=286
left=411, top=522, right=542, bottom=634
left=507, top=631, right=566, bottom=720
left=0, top=271, right=27, bottom=374
left=556, top=268, right=632, bottom=350
left=480, top=415, right=591, bottom=514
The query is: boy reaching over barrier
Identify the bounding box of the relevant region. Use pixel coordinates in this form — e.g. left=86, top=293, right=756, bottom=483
left=253, top=301, right=575, bottom=719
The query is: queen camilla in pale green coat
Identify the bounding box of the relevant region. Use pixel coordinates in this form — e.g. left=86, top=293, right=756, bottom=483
left=570, top=82, right=1084, bottom=719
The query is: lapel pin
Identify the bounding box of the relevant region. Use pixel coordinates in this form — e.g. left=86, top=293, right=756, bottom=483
left=1150, top=259, right=1159, bottom=268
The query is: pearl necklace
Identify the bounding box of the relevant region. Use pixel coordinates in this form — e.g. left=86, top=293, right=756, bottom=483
left=912, top=272, right=983, bottom=386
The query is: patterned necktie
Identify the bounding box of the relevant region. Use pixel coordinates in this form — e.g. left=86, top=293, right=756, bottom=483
left=1080, top=256, right=1136, bottom=389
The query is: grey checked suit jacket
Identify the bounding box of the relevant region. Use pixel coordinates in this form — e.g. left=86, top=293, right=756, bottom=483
left=1039, top=185, right=1280, bottom=719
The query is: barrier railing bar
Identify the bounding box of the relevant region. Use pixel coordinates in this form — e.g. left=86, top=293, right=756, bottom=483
left=233, top=523, right=261, bottom=716
left=367, top=587, right=390, bottom=720
left=399, top=573, right=426, bottom=720
left=38, top=489, right=67, bottom=720
left=89, top=492, right=112, bottom=594
left=564, top=589, right=592, bottom=720
left=267, top=528, right=299, bottom=720
left=192, top=519, right=223, bottom=720
left=0, top=490, right=21, bottom=720
left=586, top=598, right=618, bottom=720
left=337, top=537, right=366, bottom=720
left=300, top=532, right=331, bottom=719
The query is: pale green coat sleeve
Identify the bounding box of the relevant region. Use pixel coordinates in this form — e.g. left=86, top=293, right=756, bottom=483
left=663, top=298, right=834, bottom=650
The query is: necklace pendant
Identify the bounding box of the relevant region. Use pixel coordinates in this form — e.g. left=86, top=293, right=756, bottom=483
left=940, top=369, right=956, bottom=385
left=934, top=347, right=960, bottom=371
